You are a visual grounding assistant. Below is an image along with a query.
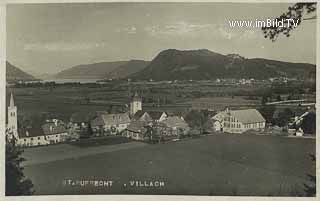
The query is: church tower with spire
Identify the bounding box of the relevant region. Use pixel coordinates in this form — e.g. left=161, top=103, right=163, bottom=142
left=7, top=93, right=18, bottom=139
left=130, top=92, right=142, bottom=116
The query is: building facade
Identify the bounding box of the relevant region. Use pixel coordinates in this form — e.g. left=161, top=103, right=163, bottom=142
left=212, top=108, right=266, bottom=134
left=91, top=113, right=131, bottom=135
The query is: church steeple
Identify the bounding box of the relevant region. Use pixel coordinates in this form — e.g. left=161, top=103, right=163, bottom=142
left=130, top=91, right=142, bottom=116
left=9, top=92, right=15, bottom=107
left=7, top=92, right=18, bottom=140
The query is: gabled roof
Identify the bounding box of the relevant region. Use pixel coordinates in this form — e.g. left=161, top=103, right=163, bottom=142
left=132, top=110, right=153, bottom=122
left=162, top=116, right=189, bottom=129
left=147, top=111, right=166, bottom=120
left=18, top=120, right=67, bottom=138
left=18, top=127, right=44, bottom=138
left=91, top=113, right=130, bottom=127
left=132, top=110, right=146, bottom=120
left=42, top=122, right=67, bottom=135
left=230, top=109, right=265, bottom=124
left=127, top=121, right=148, bottom=133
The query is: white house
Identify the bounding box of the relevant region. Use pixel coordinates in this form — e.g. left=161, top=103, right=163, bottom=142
left=212, top=108, right=266, bottom=133
left=6, top=93, right=69, bottom=147
left=91, top=113, right=131, bottom=135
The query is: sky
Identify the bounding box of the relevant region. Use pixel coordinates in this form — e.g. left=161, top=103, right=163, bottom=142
left=7, top=3, right=317, bottom=75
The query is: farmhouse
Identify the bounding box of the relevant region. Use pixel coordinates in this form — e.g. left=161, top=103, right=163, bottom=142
left=42, top=119, right=69, bottom=144
left=160, top=116, right=190, bottom=137
left=212, top=108, right=266, bottom=133
left=132, top=110, right=167, bottom=122
left=69, top=111, right=97, bottom=135
left=125, top=120, right=149, bottom=141
left=91, top=113, right=131, bottom=135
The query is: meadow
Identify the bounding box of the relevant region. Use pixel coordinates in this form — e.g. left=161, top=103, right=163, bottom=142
left=23, top=134, right=315, bottom=196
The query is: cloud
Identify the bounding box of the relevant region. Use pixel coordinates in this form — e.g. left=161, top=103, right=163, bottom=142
left=116, top=26, right=137, bottom=34
left=145, top=21, right=215, bottom=36
left=144, top=21, right=261, bottom=41
left=23, top=42, right=108, bottom=51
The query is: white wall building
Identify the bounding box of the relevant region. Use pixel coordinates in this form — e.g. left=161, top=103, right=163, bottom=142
left=212, top=108, right=266, bottom=134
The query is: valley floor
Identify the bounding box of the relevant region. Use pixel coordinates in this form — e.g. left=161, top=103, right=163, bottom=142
left=22, top=133, right=315, bottom=196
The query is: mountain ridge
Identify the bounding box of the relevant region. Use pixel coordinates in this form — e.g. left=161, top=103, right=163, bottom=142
left=6, top=61, right=39, bottom=83
left=130, top=49, right=315, bottom=81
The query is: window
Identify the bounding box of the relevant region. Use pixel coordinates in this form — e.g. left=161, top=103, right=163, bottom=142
left=38, top=137, right=40, bottom=140
left=31, top=138, right=33, bottom=141
left=24, top=139, right=26, bottom=142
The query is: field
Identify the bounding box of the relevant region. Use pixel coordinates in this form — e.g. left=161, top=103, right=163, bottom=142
left=23, top=134, right=316, bottom=196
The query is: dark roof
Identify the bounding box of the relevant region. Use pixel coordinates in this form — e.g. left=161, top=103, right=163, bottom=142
left=147, top=111, right=166, bottom=120
left=91, top=113, right=130, bottom=127
left=18, top=127, right=44, bottom=138
left=132, top=110, right=146, bottom=120
left=127, top=121, right=148, bottom=133
left=18, top=120, right=68, bottom=138
left=132, top=92, right=142, bottom=102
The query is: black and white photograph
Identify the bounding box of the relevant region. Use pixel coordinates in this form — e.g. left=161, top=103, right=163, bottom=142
left=3, top=1, right=318, bottom=198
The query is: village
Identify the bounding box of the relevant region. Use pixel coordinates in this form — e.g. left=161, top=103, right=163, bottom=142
left=5, top=87, right=315, bottom=148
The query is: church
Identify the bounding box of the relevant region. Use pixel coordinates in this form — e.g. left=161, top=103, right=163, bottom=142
left=6, top=93, right=68, bottom=147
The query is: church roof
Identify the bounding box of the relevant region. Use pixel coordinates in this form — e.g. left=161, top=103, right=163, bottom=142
left=132, top=92, right=142, bottom=101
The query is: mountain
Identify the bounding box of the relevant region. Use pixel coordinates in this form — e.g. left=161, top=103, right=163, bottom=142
left=6, top=61, right=38, bottom=83
left=104, top=60, right=150, bottom=80
left=130, top=49, right=315, bottom=81
left=54, top=61, right=128, bottom=79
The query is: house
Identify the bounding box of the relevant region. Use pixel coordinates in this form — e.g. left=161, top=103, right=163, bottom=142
left=212, top=108, right=266, bottom=133
left=15, top=119, right=68, bottom=147
left=41, top=119, right=69, bottom=144
left=160, top=116, right=190, bottom=137
left=91, top=113, right=131, bottom=135
left=125, top=120, right=149, bottom=141
left=69, top=111, right=97, bottom=136
left=6, top=93, right=70, bottom=147
left=16, top=127, right=48, bottom=147
left=132, top=110, right=167, bottom=123
left=132, top=110, right=153, bottom=122
left=148, top=111, right=168, bottom=122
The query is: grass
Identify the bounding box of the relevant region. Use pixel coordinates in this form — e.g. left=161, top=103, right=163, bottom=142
left=69, top=136, right=132, bottom=148
left=22, top=134, right=315, bottom=196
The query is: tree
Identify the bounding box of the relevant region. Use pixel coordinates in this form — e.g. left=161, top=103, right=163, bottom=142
left=274, top=108, right=293, bottom=127
left=184, top=110, right=210, bottom=134
left=6, top=136, right=34, bottom=195
left=304, top=154, right=316, bottom=196
left=301, top=112, right=316, bottom=135
left=276, top=94, right=282, bottom=102
left=262, top=3, right=317, bottom=41
left=258, top=105, right=276, bottom=123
